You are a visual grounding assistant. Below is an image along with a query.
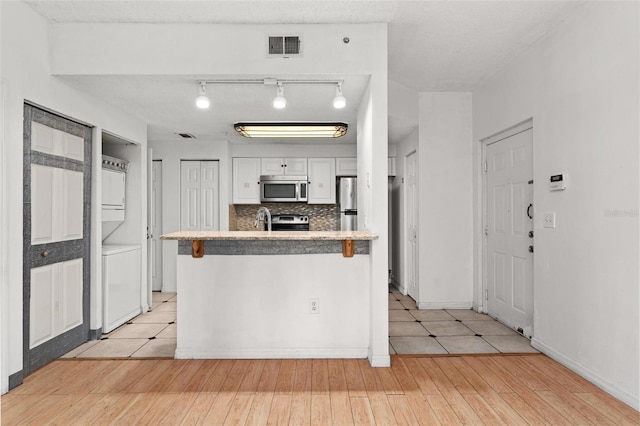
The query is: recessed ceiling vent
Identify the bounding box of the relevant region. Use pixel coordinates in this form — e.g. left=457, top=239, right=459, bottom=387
left=177, top=133, right=196, bottom=139
left=268, top=36, right=301, bottom=56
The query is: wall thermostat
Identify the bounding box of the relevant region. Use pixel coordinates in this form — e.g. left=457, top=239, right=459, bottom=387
left=550, top=174, right=566, bottom=191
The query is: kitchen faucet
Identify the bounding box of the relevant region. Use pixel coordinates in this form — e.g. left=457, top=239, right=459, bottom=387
left=254, top=206, right=272, bottom=231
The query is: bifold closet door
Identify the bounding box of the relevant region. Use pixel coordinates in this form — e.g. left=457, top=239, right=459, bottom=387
left=180, top=160, right=219, bottom=232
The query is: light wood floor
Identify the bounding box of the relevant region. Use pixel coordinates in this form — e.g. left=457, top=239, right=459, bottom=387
left=2, top=355, right=638, bottom=425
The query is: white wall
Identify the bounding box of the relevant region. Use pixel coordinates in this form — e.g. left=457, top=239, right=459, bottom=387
left=390, top=128, right=418, bottom=293
left=149, top=139, right=230, bottom=293
left=418, top=92, right=474, bottom=309
left=473, top=2, right=639, bottom=408
left=0, top=1, right=147, bottom=393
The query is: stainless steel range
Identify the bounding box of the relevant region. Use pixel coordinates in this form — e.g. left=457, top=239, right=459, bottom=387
left=268, top=214, right=310, bottom=231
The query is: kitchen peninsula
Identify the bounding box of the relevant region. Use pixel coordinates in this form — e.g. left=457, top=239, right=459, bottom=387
left=161, top=230, right=378, bottom=361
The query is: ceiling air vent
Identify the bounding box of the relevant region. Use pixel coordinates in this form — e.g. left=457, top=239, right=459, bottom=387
left=268, top=36, right=301, bottom=56
left=177, top=133, right=196, bottom=139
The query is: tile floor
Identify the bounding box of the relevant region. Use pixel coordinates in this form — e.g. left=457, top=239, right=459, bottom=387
left=388, top=287, right=538, bottom=355
left=63, top=292, right=177, bottom=359
left=64, top=288, right=536, bottom=358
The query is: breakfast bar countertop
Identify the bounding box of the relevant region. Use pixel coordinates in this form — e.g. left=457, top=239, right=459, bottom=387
left=161, top=230, right=378, bottom=241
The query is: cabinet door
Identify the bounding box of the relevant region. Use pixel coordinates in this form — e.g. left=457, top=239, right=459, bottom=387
left=336, top=158, right=357, bottom=176
left=284, top=158, right=307, bottom=175
left=233, top=158, right=261, bottom=204
left=261, top=158, right=285, bottom=175
left=308, top=158, right=336, bottom=204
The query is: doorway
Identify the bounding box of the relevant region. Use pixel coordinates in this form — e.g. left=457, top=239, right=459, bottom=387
left=483, top=121, right=534, bottom=337
left=405, top=151, right=419, bottom=301
left=23, top=104, right=92, bottom=376
left=151, top=160, right=163, bottom=291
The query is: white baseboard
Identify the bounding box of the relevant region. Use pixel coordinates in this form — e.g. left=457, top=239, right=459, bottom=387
left=161, top=285, right=177, bottom=293
left=472, top=302, right=487, bottom=314
left=416, top=301, right=473, bottom=310
left=175, top=347, right=369, bottom=360
left=531, top=338, right=639, bottom=411
left=369, top=355, right=391, bottom=367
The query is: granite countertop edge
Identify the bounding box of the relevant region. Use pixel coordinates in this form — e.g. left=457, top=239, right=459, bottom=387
left=161, top=231, right=379, bottom=241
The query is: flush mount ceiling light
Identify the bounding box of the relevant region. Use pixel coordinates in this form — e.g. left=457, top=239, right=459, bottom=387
left=195, top=81, right=210, bottom=109
left=273, top=82, right=287, bottom=109
left=333, top=82, right=346, bottom=109
left=234, top=122, right=348, bottom=138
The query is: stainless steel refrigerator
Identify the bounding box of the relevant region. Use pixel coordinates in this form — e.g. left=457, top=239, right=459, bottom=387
left=339, top=177, right=357, bottom=231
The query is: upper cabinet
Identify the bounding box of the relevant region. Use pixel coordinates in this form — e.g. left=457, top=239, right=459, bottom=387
left=261, top=158, right=307, bottom=176
left=233, top=158, right=261, bottom=204
left=336, top=157, right=357, bottom=176
left=307, top=158, right=336, bottom=204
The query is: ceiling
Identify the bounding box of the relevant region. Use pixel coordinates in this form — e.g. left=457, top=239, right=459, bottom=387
left=25, top=0, right=583, bottom=145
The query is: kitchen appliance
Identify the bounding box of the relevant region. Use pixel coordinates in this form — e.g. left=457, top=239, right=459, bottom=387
left=339, top=177, right=357, bottom=231
left=268, top=214, right=310, bottom=231
left=260, top=175, right=308, bottom=203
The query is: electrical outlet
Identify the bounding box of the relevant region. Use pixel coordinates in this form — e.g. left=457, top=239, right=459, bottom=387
left=543, top=212, right=556, bottom=228
left=309, top=298, right=320, bottom=314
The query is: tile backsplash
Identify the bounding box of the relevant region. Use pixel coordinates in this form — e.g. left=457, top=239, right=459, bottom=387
left=230, top=203, right=339, bottom=231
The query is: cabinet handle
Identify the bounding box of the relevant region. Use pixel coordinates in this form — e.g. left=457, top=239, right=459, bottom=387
left=42, top=251, right=49, bottom=257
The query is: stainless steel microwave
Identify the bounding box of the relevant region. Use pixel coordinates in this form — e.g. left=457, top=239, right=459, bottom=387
left=260, top=175, right=308, bottom=203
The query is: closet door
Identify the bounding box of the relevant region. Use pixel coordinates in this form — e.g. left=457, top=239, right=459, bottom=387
left=180, top=161, right=201, bottom=231
left=180, top=160, right=219, bottom=232
left=23, top=105, right=92, bottom=379
left=200, top=161, right=219, bottom=231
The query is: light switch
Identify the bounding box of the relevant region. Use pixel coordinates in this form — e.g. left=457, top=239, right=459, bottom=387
left=543, top=212, right=556, bottom=228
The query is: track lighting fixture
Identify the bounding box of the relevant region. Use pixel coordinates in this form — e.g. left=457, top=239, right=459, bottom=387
left=194, top=78, right=347, bottom=112
left=195, top=82, right=210, bottom=109
left=273, top=82, right=287, bottom=109
left=333, top=82, right=346, bottom=109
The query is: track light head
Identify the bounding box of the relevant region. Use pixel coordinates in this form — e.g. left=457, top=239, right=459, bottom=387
left=195, top=82, right=210, bottom=109
left=273, top=83, right=287, bottom=109
left=333, top=82, right=346, bottom=109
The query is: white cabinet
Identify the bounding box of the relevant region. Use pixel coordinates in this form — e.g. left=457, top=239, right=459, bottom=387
left=180, top=161, right=220, bottom=231
left=233, top=158, right=261, bottom=204
left=102, top=169, right=126, bottom=208
left=261, top=158, right=307, bottom=176
left=336, top=157, right=357, bottom=176
left=308, top=158, right=336, bottom=204
left=31, top=121, right=84, bottom=162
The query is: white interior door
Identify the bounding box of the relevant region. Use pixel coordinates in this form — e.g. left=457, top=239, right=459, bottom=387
left=486, top=127, right=533, bottom=336
left=200, top=161, right=219, bottom=231
left=180, top=161, right=201, bottom=231
left=405, top=151, right=419, bottom=300
left=180, top=160, right=219, bottom=232
left=24, top=105, right=91, bottom=377
left=151, top=160, right=163, bottom=291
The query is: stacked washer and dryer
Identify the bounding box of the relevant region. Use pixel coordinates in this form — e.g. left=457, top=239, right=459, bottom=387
left=102, top=155, right=141, bottom=333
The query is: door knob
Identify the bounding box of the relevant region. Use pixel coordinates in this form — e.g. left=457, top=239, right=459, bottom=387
left=528, top=231, right=534, bottom=238
left=528, top=246, right=534, bottom=253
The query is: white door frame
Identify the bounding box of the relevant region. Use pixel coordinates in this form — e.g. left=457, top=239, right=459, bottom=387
left=403, top=149, right=418, bottom=299
left=481, top=118, right=533, bottom=317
